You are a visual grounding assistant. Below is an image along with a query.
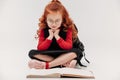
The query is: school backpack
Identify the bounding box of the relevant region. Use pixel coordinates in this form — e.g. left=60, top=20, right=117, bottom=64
left=73, top=24, right=90, bottom=67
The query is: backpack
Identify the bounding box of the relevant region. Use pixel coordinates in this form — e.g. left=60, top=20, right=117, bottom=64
left=73, top=24, right=90, bottom=67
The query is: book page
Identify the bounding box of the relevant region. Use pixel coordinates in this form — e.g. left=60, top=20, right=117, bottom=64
left=27, top=68, right=94, bottom=76
left=60, top=68, right=94, bottom=77
left=27, top=68, right=62, bottom=78
left=27, top=73, right=61, bottom=78
left=28, top=68, right=62, bottom=75
left=61, top=68, right=95, bottom=79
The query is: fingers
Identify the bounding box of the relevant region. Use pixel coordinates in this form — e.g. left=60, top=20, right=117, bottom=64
left=53, top=29, right=60, bottom=35
left=49, top=29, right=60, bottom=35
left=48, top=29, right=60, bottom=40
left=48, top=29, right=54, bottom=40
left=48, top=29, right=54, bottom=35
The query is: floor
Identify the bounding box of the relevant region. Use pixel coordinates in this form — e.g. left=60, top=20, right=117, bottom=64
left=0, top=48, right=120, bottom=80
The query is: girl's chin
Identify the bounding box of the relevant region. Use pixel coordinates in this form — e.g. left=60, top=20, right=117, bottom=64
left=51, top=28, right=57, bottom=30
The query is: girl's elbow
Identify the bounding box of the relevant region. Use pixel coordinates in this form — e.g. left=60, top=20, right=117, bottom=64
left=37, top=46, right=45, bottom=51
left=68, top=45, right=72, bottom=49
left=64, top=45, right=72, bottom=50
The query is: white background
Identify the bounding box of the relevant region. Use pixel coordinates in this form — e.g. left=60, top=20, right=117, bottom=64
left=0, top=0, right=120, bottom=80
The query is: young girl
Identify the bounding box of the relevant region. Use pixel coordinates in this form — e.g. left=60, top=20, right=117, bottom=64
left=28, top=0, right=81, bottom=69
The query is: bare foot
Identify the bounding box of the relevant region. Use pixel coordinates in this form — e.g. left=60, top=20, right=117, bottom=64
left=62, top=60, right=77, bottom=68
left=28, top=59, right=46, bottom=69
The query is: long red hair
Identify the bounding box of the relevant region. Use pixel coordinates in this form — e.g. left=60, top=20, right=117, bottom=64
left=37, top=0, right=78, bottom=41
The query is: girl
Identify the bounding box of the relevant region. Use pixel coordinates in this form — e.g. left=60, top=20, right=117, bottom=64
left=28, top=0, right=81, bottom=69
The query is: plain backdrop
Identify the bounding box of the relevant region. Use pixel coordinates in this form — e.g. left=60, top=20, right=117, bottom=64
left=0, top=0, right=120, bottom=80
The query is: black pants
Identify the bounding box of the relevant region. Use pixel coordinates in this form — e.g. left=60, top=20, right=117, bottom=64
left=28, top=48, right=82, bottom=63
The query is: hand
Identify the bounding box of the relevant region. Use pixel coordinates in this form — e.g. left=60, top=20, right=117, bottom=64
left=53, top=29, right=60, bottom=36
left=47, top=29, right=54, bottom=40
left=54, top=29, right=60, bottom=40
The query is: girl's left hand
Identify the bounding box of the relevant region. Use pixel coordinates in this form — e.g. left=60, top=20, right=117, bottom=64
left=54, top=29, right=60, bottom=40
left=53, top=29, right=60, bottom=36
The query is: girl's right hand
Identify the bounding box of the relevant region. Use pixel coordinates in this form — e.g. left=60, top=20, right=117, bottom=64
left=47, top=29, right=54, bottom=40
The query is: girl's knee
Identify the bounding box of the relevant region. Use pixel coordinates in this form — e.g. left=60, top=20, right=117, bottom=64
left=28, top=50, right=36, bottom=58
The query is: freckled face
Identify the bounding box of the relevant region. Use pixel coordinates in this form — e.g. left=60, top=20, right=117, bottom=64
left=46, top=12, right=62, bottom=30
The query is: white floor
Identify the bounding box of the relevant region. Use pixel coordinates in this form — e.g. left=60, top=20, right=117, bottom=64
left=0, top=46, right=120, bottom=80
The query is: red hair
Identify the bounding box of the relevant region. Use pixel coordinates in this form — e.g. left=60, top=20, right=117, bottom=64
left=37, top=0, right=78, bottom=41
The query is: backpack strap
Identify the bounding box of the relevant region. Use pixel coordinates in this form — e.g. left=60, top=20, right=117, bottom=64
left=78, top=51, right=90, bottom=67
left=83, top=51, right=90, bottom=63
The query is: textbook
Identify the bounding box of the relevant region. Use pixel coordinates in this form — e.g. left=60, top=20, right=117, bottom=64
left=26, top=68, right=95, bottom=79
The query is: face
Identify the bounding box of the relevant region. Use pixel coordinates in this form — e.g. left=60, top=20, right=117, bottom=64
left=46, top=12, right=62, bottom=30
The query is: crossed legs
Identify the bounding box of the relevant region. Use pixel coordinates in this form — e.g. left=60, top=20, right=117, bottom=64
left=28, top=52, right=77, bottom=69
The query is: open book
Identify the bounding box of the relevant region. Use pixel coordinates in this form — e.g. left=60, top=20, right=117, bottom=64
left=26, top=68, right=95, bottom=79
